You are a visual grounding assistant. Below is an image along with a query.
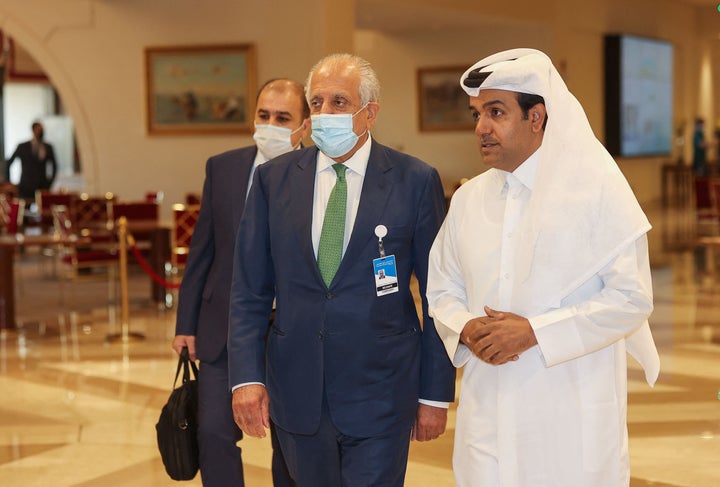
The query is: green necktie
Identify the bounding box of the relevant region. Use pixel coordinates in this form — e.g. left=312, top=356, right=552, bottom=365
left=317, top=163, right=347, bottom=286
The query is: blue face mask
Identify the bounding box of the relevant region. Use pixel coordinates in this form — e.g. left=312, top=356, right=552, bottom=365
left=310, top=105, right=368, bottom=158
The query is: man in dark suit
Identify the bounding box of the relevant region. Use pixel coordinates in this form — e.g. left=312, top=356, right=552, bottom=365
left=229, top=54, right=456, bottom=486
left=5, top=121, right=57, bottom=201
left=172, top=78, right=309, bottom=487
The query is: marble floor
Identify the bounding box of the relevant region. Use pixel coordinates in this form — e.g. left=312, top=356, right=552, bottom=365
left=1, top=202, right=720, bottom=486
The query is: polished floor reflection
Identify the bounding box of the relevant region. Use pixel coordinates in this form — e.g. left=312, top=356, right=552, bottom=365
left=1, top=203, right=720, bottom=486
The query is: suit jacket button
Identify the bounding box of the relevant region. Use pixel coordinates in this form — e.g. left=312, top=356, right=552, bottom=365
left=326, top=292, right=334, bottom=299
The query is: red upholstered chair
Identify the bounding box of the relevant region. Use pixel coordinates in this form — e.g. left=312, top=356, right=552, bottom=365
left=0, top=193, right=10, bottom=231
left=8, top=199, right=25, bottom=234
left=162, top=203, right=200, bottom=306
left=145, top=191, right=164, bottom=204
left=171, top=203, right=201, bottom=272
left=185, top=192, right=201, bottom=206
left=0, top=180, right=17, bottom=198
left=36, top=190, right=78, bottom=232
left=111, top=201, right=159, bottom=221
left=71, top=192, right=116, bottom=244
left=51, top=204, right=119, bottom=308
left=0, top=194, right=25, bottom=235
left=695, top=177, right=713, bottom=211
left=110, top=201, right=160, bottom=251
left=0, top=195, right=26, bottom=294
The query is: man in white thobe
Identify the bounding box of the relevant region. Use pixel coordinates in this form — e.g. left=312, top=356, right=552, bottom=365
left=427, top=49, right=660, bottom=486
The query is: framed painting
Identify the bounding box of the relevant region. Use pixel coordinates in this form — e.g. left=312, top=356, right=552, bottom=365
left=417, top=66, right=474, bottom=132
left=145, top=44, right=257, bottom=135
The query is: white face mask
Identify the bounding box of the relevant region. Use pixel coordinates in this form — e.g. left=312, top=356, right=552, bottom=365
left=310, top=105, right=368, bottom=158
left=253, top=123, right=303, bottom=160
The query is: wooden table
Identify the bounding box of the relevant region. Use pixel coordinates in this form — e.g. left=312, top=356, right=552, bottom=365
left=0, top=221, right=173, bottom=330
left=0, top=233, right=85, bottom=330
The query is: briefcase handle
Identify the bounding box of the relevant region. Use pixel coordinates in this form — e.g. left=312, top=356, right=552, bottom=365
left=172, top=346, right=199, bottom=389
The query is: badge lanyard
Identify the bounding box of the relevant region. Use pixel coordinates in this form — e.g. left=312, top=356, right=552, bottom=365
left=373, top=225, right=398, bottom=296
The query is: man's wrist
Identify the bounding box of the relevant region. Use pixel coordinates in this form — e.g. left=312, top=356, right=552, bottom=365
left=459, top=329, right=471, bottom=347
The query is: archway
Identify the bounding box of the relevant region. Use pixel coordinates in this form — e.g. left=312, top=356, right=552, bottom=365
left=0, top=10, right=98, bottom=193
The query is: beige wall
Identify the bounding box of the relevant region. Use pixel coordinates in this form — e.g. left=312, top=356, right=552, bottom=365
left=1, top=0, right=718, bottom=216
left=355, top=24, right=552, bottom=193
left=0, top=0, right=354, bottom=214
left=356, top=0, right=718, bottom=206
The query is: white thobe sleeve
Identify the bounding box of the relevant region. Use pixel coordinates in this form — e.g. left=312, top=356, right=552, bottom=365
left=427, top=212, right=477, bottom=368
left=530, top=234, right=654, bottom=367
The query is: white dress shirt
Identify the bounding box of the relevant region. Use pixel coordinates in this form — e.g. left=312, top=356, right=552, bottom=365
left=310, top=137, right=371, bottom=257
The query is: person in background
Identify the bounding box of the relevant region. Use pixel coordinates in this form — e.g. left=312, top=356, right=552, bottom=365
left=228, top=53, right=456, bottom=486
left=692, top=117, right=708, bottom=176
left=172, top=78, right=309, bottom=487
left=427, top=48, right=660, bottom=486
left=5, top=121, right=57, bottom=202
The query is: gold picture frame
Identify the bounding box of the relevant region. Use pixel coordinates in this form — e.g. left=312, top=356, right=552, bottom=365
left=417, top=66, right=474, bottom=132
left=145, top=44, right=257, bottom=135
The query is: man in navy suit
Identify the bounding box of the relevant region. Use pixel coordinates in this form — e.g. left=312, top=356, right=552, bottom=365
left=5, top=121, right=57, bottom=201
left=228, top=54, right=456, bottom=486
left=172, top=78, right=309, bottom=487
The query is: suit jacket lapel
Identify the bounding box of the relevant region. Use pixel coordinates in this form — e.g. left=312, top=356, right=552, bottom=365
left=334, top=144, right=393, bottom=282
left=290, top=148, right=322, bottom=281
left=231, top=148, right=256, bottom=230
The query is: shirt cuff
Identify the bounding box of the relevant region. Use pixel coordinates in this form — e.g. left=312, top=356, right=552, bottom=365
left=529, top=306, right=582, bottom=367
left=231, top=382, right=265, bottom=392
left=418, top=399, right=450, bottom=409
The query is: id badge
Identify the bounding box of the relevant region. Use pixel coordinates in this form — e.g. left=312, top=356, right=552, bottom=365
left=373, top=255, right=399, bottom=296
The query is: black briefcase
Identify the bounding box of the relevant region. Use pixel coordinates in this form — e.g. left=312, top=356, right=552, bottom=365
left=156, top=347, right=200, bottom=480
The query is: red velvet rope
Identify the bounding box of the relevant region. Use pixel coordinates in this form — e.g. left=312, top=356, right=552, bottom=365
left=128, top=242, right=182, bottom=289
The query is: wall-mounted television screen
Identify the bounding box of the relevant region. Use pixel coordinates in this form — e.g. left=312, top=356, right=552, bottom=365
left=604, top=34, right=673, bottom=157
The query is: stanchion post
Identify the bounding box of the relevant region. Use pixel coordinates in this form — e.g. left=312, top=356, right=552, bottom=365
left=119, top=216, right=129, bottom=336
left=106, top=216, right=145, bottom=343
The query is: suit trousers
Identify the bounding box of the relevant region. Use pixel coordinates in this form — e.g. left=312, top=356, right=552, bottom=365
left=197, top=352, right=244, bottom=486
left=198, top=352, right=295, bottom=487
left=274, top=391, right=412, bottom=487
